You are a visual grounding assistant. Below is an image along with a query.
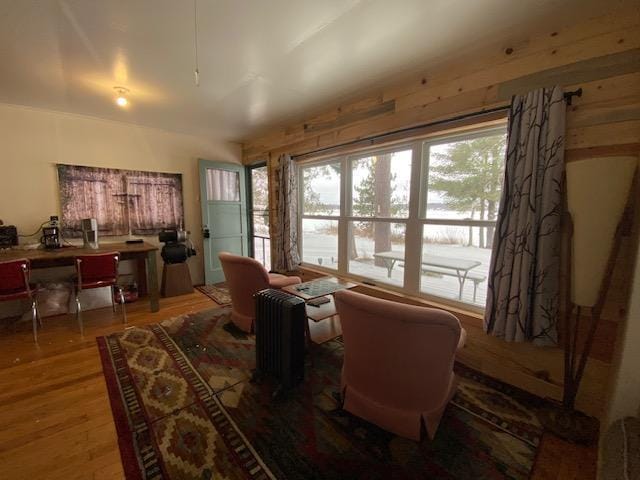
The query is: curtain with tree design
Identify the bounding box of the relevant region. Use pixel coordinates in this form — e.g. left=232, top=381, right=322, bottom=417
left=272, top=154, right=301, bottom=271
left=484, top=86, right=565, bottom=346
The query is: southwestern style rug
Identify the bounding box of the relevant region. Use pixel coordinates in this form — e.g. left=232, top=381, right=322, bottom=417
left=98, top=307, right=545, bottom=480
left=195, top=285, right=232, bottom=305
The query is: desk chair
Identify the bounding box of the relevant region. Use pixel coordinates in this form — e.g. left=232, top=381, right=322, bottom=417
left=0, top=259, right=41, bottom=342
left=73, top=252, right=126, bottom=335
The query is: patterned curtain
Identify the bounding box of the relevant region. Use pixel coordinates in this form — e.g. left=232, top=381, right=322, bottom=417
left=272, top=154, right=301, bottom=271
left=484, top=86, right=566, bottom=346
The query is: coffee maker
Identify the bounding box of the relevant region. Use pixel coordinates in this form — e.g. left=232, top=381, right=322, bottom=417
left=41, top=216, right=61, bottom=249
left=81, top=218, right=99, bottom=249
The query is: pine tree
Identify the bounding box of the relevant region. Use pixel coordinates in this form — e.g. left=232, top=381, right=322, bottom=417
left=429, top=134, right=506, bottom=248
left=352, top=154, right=407, bottom=264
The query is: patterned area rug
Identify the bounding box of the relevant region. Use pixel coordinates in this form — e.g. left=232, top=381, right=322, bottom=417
left=195, top=285, right=232, bottom=305
left=98, top=307, right=545, bottom=479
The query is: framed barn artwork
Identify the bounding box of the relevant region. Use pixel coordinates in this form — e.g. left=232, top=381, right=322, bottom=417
left=57, top=164, right=184, bottom=238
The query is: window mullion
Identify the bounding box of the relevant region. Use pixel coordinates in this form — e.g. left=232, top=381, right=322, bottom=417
left=337, top=156, right=349, bottom=276
left=403, top=140, right=423, bottom=294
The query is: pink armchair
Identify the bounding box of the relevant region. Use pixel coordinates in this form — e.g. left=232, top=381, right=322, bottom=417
left=218, top=252, right=301, bottom=333
left=334, top=289, right=465, bottom=441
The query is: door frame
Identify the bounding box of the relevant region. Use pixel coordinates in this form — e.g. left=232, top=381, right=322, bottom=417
left=198, top=159, right=249, bottom=284
left=246, top=161, right=268, bottom=261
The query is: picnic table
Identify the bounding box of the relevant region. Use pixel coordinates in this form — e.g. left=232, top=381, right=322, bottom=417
left=372, top=251, right=485, bottom=301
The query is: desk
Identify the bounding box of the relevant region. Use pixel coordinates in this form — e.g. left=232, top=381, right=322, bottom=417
left=373, top=251, right=482, bottom=300
left=0, top=242, right=160, bottom=312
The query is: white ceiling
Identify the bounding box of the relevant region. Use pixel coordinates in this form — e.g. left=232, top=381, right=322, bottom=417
left=0, top=0, right=618, bottom=141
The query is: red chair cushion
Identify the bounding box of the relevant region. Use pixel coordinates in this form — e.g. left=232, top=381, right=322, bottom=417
left=75, top=253, right=119, bottom=290
left=0, top=259, right=31, bottom=298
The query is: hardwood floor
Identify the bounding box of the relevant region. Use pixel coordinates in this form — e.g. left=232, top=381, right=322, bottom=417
left=0, top=291, right=597, bottom=479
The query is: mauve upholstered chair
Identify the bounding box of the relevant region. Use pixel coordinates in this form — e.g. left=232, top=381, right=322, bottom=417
left=334, top=289, right=466, bottom=441
left=218, top=252, right=301, bottom=332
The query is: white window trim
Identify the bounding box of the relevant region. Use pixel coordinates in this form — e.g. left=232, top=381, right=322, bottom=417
left=297, top=123, right=507, bottom=313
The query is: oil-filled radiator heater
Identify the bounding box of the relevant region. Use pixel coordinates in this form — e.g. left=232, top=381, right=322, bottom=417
left=253, top=289, right=307, bottom=398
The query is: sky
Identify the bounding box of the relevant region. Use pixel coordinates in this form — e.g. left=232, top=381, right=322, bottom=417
left=305, top=144, right=450, bottom=209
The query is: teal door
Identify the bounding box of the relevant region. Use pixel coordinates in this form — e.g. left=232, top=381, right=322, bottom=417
left=199, top=159, right=248, bottom=284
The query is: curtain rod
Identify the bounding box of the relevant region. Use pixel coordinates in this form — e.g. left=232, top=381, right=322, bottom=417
left=291, top=87, right=582, bottom=161
left=564, top=88, right=583, bottom=106
left=291, top=105, right=510, bottom=161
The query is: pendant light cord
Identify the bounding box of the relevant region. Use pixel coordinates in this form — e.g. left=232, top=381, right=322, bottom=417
left=193, top=0, right=200, bottom=86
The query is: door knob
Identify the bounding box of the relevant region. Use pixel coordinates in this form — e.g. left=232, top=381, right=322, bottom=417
left=203, top=227, right=210, bottom=239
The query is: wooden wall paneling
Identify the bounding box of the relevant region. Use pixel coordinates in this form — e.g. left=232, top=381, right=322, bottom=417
left=393, top=31, right=639, bottom=114
left=564, top=73, right=640, bottom=133
left=314, top=7, right=638, bottom=144
left=334, top=87, right=501, bottom=145
left=303, top=98, right=395, bottom=134
left=566, top=120, right=640, bottom=149
left=243, top=13, right=640, bottom=159
left=568, top=72, right=640, bottom=106
left=245, top=87, right=504, bottom=163
left=380, top=7, right=640, bottom=104
left=567, top=97, right=640, bottom=129
left=565, top=143, right=640, bottom=163
left=496, top=48, right=640, bottom=100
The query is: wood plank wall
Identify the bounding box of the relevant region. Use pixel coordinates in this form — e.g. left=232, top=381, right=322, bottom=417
left=242, top=7, right=640, bottom=419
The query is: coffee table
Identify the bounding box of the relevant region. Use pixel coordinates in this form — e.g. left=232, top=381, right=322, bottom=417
left=282, top=276, right=356, bottom=344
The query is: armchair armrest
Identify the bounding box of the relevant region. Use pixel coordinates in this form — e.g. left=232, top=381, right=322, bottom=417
left=457, top=328, right=467, bottom=352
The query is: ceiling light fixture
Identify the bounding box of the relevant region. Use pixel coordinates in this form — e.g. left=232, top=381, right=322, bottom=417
left=114, top=86, right=129, bottom=107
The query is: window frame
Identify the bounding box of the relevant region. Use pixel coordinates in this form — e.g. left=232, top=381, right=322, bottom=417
left=298, top=158, right=343, bottom=271
left=344, top=143, right=414, bottom=288
left=246, top=162, right=270, bottom=268
left=297, top=122, right=507, bottom=313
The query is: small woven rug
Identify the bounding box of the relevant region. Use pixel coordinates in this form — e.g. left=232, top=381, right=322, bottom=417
left=195, top=284, right=232, bottom=305
left=98, top=307, right=546, bottom=479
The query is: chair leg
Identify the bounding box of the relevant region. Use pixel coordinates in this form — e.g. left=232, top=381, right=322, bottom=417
left=119, top=286, right=127, bottom=325
left=35, top=298, right=42, bottom=327
left=111, top=286, right=116, bottom=313
left=76, top=294, right=83, bottom=336
left=31, top=300, right=38, bottom=343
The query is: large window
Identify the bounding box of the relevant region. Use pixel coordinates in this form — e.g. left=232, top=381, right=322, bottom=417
left=298, top=124, right=507, bottom=309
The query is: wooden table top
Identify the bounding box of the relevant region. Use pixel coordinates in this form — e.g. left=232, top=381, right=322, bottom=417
left=0, top=241, right=158, bottom=262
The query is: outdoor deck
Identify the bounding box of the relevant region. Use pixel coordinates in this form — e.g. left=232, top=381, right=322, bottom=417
left=301, top=233, right=491, bottom=307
